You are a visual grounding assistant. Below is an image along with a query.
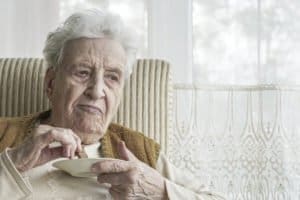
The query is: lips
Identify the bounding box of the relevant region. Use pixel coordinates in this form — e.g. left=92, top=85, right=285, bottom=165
left=77, top=104, right=103, bottom=115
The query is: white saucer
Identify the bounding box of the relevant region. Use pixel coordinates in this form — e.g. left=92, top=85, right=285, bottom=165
left=52, top=158, right=118, bottom=178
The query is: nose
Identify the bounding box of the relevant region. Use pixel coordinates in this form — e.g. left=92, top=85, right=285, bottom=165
left=84, top=75, right=106, bottom=100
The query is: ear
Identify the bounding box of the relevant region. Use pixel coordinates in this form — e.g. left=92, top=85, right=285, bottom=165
left=44, top=67, right=56, bottom=100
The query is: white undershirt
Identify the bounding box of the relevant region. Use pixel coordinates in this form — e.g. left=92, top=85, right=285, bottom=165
left=84, top=142, right=101, bottom=158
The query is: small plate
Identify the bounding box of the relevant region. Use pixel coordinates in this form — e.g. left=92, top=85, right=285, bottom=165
left=52, top=158, right=117, bottom=178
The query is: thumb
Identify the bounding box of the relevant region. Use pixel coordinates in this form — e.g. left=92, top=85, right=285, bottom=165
left=117, top=141, right=138, bottom=162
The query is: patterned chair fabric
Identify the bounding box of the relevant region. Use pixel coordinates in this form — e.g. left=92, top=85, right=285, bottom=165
left=0, top=58, right=172, bottom=153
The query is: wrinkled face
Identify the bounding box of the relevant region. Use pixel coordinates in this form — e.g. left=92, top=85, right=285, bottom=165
left=45, top=38, right=127, bottom=144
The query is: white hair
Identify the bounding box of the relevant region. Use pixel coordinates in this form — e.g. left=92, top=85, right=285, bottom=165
left=43, top=9, right=138, bottom=78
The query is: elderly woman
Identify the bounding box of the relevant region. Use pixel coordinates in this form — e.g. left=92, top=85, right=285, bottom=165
left=0, top=10, right=225, bottom=200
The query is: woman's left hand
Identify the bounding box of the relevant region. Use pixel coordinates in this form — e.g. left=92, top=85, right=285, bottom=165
left=91, top=141, right=167, bottom=200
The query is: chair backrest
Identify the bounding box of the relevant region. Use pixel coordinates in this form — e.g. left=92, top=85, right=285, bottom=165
left=0, top=58, right=172, bottom=153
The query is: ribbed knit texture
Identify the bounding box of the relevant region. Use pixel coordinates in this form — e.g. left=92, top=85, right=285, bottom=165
left=101, top=123, right=160, bottom=168
left=0, top=58, right=171, bottom=153
left=0, top=113, right=39, bottom=151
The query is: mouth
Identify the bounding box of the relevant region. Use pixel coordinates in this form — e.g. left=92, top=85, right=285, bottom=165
left=77, top=104, right=103, bottom=115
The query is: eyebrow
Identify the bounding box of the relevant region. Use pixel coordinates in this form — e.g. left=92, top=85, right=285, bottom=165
left=105, top=66, right=123, bottom=75
left=78, top=65, right=94, bottom=70
left=70, top=61, right=124, bottom=74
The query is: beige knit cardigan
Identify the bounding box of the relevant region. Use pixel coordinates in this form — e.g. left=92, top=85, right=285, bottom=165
left=0, top=111, right=160, bottom=168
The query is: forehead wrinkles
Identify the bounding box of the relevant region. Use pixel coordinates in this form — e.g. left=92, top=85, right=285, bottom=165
left=86, top=51, right=121, bottom=68
left=61, top=38, right=126, bottom=68
left=86, top=41, right=99, bottom=64
left=86, top=40, right=125, bottom=68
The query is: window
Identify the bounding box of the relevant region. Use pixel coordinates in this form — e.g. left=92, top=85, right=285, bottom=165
left=193, top=0, right=300, bottom=84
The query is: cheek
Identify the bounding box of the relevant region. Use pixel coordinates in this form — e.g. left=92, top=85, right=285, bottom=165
left=107, top=88, right=122, bottom=114
left=54, top=79, right=87, bottom=110
left=67, top=84, right=87, bottom=108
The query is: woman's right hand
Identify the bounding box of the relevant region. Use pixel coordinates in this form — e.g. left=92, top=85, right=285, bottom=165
left=7, top=124, right=82, bottom=172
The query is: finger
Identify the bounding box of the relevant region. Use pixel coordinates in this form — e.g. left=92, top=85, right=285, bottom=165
left=35, top=126, right=81, bottom=157
left=40, top=129, right=78, bottom=153
left=35, top=124, right=56, bottom=134
left=117, top=141, right=138, bottom=162
left=73, top=134, right=82, bottom=152
left=97, top=170, right=138, bottom=185
left=65, top=137, right=76, bottom=159
left=65, top=143, right=77, bottom=159
left=91, top=160, right=136, bottom=174
left=70, top=142, right=77, bottom=159
left=64, top=129, right=80, bottom=159
left=64, top=144, right=71, bottom=158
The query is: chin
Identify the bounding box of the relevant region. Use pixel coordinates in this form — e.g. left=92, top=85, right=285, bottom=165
left=77, top=120, right=103, bottom=132
left=80, top=133, right=103, bottom=145
left=74, top=124, right=104, bottom=144
left=72, top=115, right=106, bottom=144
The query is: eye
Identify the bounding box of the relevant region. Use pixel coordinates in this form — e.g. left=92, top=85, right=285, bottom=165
left=75, top=70, right=91, bottom=79
left=109, top=74, right=119, bottom=81
left=105, top=73, right=120, bottom=82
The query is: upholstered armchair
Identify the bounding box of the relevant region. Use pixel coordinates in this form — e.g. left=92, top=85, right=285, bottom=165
left=0, top=58, right=172, bottom=153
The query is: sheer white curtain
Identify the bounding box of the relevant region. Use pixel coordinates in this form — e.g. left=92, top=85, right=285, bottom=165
left=0, top=0, right=60, bottom=57
left=0, top=0, right=147, bottom=58
left=192, top=0, right=300, bottom=85
left=169, top=1, right=300, bottom=199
